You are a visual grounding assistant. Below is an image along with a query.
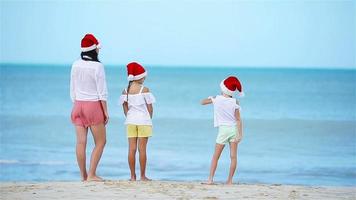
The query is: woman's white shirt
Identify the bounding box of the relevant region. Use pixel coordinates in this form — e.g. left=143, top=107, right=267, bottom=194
left=70, top=59, right=108, bottom=102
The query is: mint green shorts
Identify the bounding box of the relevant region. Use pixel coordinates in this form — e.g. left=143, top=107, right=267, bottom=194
left=216, top=126, right=237, bottom=144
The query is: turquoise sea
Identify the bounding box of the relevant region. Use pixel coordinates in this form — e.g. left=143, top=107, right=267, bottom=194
left=0, top=64, right=355, bottom=186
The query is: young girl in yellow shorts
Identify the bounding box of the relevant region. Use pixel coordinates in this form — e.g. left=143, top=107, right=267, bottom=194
left=119, top=62, right=156, bottom=181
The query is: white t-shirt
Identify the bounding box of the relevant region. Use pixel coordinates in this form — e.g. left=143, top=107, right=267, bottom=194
left=209, top=95, right=241, bottom=127
left=119, top=86, right=156, bottom=125
left=70, top=59, right=108, bottom=102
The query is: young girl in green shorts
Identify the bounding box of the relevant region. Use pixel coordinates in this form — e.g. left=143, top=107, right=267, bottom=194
left=201, top=76, right=244, bottom=185
left=119, top=62, right=155, bottom=181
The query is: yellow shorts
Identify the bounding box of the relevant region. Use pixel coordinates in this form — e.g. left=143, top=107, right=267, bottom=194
left=126, top=124, right=153, bottom=138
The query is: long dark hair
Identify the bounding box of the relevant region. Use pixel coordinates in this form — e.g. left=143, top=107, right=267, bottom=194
left=126, top=81, right=133, bottom=102
left=81, top=49, right=100, bottom=62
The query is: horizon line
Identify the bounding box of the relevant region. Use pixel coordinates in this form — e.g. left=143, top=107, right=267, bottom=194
left=0, top=62, right=355, bottom=70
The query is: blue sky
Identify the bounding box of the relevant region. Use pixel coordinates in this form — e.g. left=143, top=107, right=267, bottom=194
left=0, top=0, right=355, bottom=68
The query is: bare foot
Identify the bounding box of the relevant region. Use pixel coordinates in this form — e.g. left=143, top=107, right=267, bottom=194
left=81, top=173, right=88, bottom=182
left=87, top=175, right=104, bottom=182
left=226, top=178, right=235, bottom=185
left=202, top=180, right=215, bottom=185
left=129, top=174, right=136, bottom=181
left=140, top=176, right=152, bottom=181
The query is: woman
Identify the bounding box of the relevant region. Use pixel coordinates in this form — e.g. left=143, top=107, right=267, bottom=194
left=70, top=34, right=108, bottom=181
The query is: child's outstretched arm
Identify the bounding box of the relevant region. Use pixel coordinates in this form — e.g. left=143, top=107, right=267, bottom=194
left=235, top=109, right=243, bottom=143
left=201, top=96, right=214, bottom=105
left=122, top=89, right=128, bottom=117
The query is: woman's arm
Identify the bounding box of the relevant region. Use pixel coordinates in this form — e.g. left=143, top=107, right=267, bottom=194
left=70, top=67, right=75, bottom=102
left=96, top=65, right=109, bottom=124
left=100, top=100, right=109, bottom=125
left=235, top=109, right=243, bottom=143
left=201, top=97, right=213, bottom=105
left=96, top=65, right=108, bottom=101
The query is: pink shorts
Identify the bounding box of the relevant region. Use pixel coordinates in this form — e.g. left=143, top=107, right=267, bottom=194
left=71, top=101, right=105, bottom=127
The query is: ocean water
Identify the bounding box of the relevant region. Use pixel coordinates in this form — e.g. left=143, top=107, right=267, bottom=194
left=0, top=64, right=355, bottom=186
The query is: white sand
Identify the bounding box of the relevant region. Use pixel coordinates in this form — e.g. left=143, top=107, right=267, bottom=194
left=1, top=181, right=355, bottom=200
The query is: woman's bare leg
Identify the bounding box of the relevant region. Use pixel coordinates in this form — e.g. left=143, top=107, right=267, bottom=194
left=128, top=137, right=138, bottom=181
left=75, top=126, right=88, bottom=181
left=207, top=143, right=225, bottom=184
left=87, top=123, right=106, bottom=181
left=226, top=142, right=238, bottom=184
left=138, top=137, right=151, bottom=181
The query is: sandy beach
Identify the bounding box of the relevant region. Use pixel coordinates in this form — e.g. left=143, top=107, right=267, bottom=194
left=1, top=181, right=355, bottom=200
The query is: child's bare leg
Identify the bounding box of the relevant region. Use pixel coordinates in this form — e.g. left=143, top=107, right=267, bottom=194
left=128, top=137, right=138, bottom=181
left=75, top=126, right=88, bottom=181
left=138, top=137, right=151, bottom=181
left=226, top=142, right=238, bottom=184
left=87, top=124, right=106, bottom=181
left=208, top=143, right=225, bottom=184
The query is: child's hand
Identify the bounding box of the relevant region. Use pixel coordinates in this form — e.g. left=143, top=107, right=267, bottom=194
left=201, top=97, right=213, bottom=105
left=236, top=136, right=242, bottom=143
left=236, top=134, right=242, bottom=143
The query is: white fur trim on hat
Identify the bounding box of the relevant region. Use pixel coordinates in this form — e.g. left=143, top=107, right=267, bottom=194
left=220, top=80, right=234, bottom=96
left=81, top=44, right=97, bottom=52
left=127, top=71, right=147, bottom=81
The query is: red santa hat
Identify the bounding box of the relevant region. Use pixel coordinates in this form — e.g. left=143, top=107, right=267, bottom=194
left=220, top=76, right=245, bottom=97
left=127, top=62, right=147, bottom=81
left=81, top=34, right=101, bottom=52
